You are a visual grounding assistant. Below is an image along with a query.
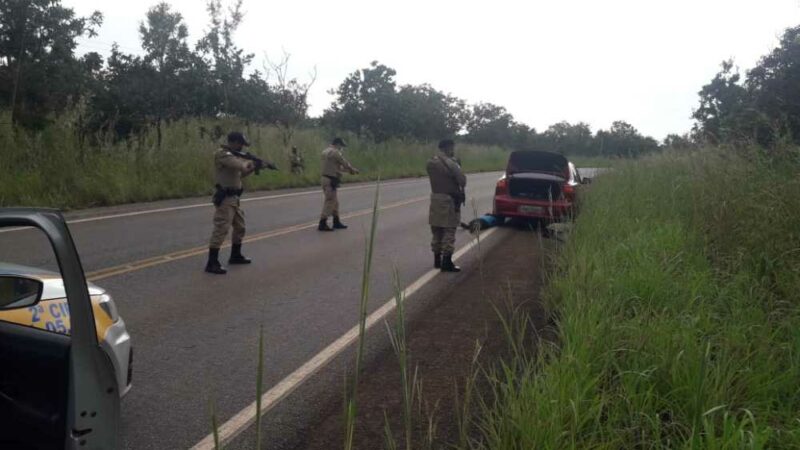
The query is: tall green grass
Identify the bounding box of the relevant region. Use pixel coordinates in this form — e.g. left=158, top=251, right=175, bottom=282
left=344, top=179, right=381, bottom=450
left=0, top=112, right=509, bottom=209
left=474, top=148, right=800, bottom=448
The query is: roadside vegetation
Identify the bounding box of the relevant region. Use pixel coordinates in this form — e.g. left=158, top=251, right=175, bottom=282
left=0, top=115, right=508, bottom=209
left=472, top=147, right=800, bottom=448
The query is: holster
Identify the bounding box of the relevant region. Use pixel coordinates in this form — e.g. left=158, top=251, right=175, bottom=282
left=324, top=175, right=341, bottom=190
left=212, top=184, right=244, bottom=207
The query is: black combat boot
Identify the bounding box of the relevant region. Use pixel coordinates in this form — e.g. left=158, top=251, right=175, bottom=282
left=332, top=215, right=348, bottom=229
left=434, top=252, right=442, bottom=269
left=318, top=218, right=334, bottom=231
left=229, top=243, right=252, bottom=264
left=205, top=248, right=227, bottom=274
left=440, top=253, right=461, bottom=273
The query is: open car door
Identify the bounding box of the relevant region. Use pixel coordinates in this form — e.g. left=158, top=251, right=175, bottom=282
left=0, top=209, right=120, bottom=450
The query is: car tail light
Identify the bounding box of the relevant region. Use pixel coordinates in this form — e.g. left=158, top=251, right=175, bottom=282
left=495, top=177, right=508, bottom=196
left=562, top=183, right=576, bottom=201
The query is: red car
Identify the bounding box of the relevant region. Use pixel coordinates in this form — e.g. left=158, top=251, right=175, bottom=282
left=493, top=151, right=590, bottom=222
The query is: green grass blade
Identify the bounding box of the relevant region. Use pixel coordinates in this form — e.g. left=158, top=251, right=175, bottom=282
left=344, top=177, right=382, bottom=450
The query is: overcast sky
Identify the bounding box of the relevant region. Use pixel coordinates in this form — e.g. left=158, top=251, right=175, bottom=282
left=65, top=0, right=799, bottom=140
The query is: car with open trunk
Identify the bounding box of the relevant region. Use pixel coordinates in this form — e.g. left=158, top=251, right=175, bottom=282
left=493, top=150, right=590, bottom=222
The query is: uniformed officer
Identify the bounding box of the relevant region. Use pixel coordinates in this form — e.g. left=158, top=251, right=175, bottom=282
left=319, top=137, right=359, bottom=231
left=426, top=139, right=466, bottom=272
left=290, top=146, right=305, bottom=175
left=205, top=132, right=262, bottom=274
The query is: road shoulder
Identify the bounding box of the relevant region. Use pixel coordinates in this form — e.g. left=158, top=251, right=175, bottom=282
left=294, top=226, right=555, bottom=449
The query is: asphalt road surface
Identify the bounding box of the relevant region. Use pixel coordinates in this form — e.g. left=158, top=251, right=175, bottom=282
left=0, top=172, right=504, bottom=449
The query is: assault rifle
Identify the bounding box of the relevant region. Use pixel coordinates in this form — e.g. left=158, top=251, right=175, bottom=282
left=231, top=149, right=278, bottom=174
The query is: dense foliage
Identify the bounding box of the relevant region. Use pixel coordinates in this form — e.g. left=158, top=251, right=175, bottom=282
left=693, top=26, right=800, bottom=149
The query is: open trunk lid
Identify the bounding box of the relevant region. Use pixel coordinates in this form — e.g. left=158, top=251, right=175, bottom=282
left=506, top=151, right=568, bottom=176
left=506, top=151, right=568, bottom=200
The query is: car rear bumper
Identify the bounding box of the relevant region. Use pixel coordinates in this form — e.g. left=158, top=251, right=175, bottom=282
left=493, top=195, right=573, bottom=220
left=101, top=317, right=132, bottom=397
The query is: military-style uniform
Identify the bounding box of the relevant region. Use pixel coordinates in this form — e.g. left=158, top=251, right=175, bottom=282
left=290, top=150, right=305, bottom=175
left=209, top=146, right=254, bottom=249
left=426, top=151, right=467, bottom=256
left=320, top=146, right=357, bottom=220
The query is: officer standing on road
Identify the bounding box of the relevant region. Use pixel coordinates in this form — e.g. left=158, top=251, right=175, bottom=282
left=290, top=146, right=305, bottom=175
left=205, top=132, right=260, bottom=274
left=427, top=139, right=466, bottom=272
left=319, top=137, right=359, bottom=231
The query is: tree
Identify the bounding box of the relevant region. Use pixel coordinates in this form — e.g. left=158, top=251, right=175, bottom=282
left=541, top=121, right=595, bottom=155
left=465, top=102, right=515, bottom=146
left=138, top=2, right=195, bottom=146
left=196, top=0, right=254, bottom=116
left=746, top=25, right=800, bottom=147
left=0, top=0, right=102, bottom=127
left=596, top=121, right=659, bottom=157
left=663, top=133, right=694, bottom=150
left=692, top=60, right=751, bottom=145
left=264, top=52, right=316, bottom=149
left=324, top=61, right=400, bottom=141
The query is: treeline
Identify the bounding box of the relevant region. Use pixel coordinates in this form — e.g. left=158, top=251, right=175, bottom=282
left=0, top=0, right=663, bottom=158
left=0, top=0, right=311, bottom=146
left=692, top=26, right=800, bottom=149
left=323, top=61, right=661, bottom=157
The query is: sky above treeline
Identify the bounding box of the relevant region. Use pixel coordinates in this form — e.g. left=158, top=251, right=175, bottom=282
left=65, top=0, right=799, bottom=140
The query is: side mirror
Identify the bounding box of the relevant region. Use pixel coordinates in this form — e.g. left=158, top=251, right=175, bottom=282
left=0, top=275, right=43, bottom=310
left=582, top=177, right=592, bottom=185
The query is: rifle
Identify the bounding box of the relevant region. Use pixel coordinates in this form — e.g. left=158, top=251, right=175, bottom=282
left=437, top=155, right=466, bottom=211
left=230, top=149, right=278, bottom=174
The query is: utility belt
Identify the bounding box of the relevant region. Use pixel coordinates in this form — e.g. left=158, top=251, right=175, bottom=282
left=212, top=184, right=244, bottom=207
left=323, top=175, right=341, bottom=190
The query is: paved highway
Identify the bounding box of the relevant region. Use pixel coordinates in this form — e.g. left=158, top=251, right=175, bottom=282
left=0, top=172, right=503, bottom=449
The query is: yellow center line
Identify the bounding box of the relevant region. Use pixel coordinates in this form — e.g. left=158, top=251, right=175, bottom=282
left=86, top=195, right=428, bottom=282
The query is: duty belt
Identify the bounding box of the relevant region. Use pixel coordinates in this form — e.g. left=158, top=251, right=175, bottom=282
left=215, top=184, right=243, bottom=197
left=212, top=184, right=243, bottom=206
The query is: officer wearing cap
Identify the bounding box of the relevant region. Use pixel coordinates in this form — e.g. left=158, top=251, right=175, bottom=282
left=205, top=131, right=257, bottom=274
left=319, top=137, right=359, bottom=231
left=427, top=139, right=466, bottom=272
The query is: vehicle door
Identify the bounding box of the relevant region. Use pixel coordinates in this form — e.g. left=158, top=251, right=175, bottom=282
left=0, top=209, right=120, bottom=450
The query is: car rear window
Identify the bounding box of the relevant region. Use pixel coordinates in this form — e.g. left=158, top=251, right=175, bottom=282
left=507, top=151, right=568, bottom=174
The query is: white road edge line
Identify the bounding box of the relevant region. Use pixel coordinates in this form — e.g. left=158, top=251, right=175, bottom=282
left=0, top=178, right=427, bottom=234
left=190, top=226, right=502, bottom=450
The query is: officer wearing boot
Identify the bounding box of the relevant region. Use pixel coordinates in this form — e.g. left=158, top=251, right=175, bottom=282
left=205, top=132, right=259, bottom=274
left=319, top=137, right=359, bottom=231
left=426, top=139, right=466, bottom=272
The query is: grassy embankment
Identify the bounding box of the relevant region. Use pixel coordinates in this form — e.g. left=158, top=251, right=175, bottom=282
left=0, top=114, right=509, bottom=210
left=476, top=149, right=800, bottom=448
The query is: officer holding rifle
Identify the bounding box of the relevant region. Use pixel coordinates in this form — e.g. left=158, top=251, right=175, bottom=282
left=205, top=131, right=277, bottom=275
left=426, top=139, right=466, bottom=272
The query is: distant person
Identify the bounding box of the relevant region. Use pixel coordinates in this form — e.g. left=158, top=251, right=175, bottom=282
left=426, top=139, right=466, bottom=272
left=205, top=132, right=261, bottom=274
left=290, top=146, right=305, bottom=174
left=318, top=137, right=359, bottom=231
